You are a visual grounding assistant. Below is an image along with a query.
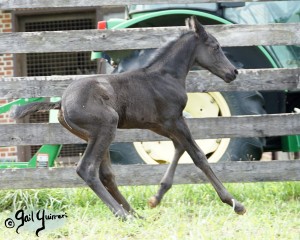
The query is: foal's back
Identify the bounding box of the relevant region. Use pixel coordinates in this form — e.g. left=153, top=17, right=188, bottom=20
left=61, top=69, right=161, bottom=128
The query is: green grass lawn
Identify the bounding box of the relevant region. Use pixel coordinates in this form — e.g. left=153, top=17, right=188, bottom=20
left=0, top=182, right=299, bottom=240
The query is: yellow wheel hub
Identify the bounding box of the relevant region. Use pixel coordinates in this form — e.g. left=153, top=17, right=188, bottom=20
left=134, top=92, right=231, bottom=164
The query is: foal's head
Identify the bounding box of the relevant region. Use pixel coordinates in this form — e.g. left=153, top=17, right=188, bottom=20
left=186, top=16, right=238, bottom=83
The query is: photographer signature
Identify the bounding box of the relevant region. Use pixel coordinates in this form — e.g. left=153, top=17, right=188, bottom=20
left=5, top=209, right=67, bottom=237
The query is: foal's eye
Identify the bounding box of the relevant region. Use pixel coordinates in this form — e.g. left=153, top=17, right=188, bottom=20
left=214, top=45, right=220, bottom=51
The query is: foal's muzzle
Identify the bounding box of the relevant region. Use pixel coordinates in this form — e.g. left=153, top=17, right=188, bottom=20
left=224, top=69, right=238, bottom=83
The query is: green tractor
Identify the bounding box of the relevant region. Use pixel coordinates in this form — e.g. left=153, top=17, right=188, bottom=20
left=93, top=2, right=300, bottom=164
left=0, top=1, right=299, bottom=168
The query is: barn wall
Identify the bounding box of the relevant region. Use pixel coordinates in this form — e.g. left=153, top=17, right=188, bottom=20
left=0, top=11, right=17, bottom=162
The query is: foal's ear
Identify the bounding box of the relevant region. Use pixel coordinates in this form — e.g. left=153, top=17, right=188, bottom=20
left=185, top=17, right=192, bottom=29
left=189, top=16, right=208, bottom=40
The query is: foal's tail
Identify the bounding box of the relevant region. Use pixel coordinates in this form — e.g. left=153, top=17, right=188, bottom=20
left=10, top=101, right=61, bottom=119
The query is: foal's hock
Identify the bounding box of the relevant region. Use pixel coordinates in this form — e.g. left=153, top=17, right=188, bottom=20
left=12, top=16, right=244, bottom=219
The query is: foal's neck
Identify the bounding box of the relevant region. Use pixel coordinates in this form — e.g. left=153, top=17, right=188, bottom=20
left=147, top=32, right=197, bottom=81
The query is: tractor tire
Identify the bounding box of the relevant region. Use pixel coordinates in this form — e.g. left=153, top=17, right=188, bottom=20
left=217, top=91, right=266, bottom=161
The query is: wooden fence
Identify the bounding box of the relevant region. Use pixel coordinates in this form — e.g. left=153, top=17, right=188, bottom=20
left=0, top=0, right=300, bottom=190
left=0, top=23, right=299, bottom=53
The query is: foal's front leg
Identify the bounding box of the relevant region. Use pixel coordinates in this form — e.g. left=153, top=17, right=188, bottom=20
left=148, top=141, right=184, bottom=208
left=170, top=117, right=246, bottom=215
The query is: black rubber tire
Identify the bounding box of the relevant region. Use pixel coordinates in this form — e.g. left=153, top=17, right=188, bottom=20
left=109, top=143, right=145, bottom=164
left=109, top=91, right=266, bottom=164
left=218, top=91, right=266, bottom=161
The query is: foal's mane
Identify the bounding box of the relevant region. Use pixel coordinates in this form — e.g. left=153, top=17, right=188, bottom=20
left=144, top=30, right=194, bottom=68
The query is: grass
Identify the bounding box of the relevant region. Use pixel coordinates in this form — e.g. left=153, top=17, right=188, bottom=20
left=0, top=182, right=299, bottom=240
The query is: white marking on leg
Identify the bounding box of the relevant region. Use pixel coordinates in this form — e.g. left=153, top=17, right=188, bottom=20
left=231, top=199, right=236, bottom=210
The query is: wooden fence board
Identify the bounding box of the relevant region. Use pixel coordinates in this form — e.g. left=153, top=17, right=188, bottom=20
left=1, top=113, right=300, bottom=146
left=0, top=160, right=299, bottom=190
left=0, top=0, right=289, bottom=10
left=0, top=24, right=299, bottom=54
left=1, top=68, right=299, bottom=98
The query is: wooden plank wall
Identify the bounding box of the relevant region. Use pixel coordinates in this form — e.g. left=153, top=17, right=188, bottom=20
left=0, top=24, right=299, bottom=53
left=1, top=161, right=300, bottom=190
left=1, top=113, right=300, bottom=146
left=1, top=68, right=300, bottom=98
left=0, top=0, right=299, bottom=189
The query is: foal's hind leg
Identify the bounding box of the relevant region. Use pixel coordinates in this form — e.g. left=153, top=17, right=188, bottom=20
left=148, top=141, right=184, bottom=208
left=62, top=108, right=130, bottom=219
left=99, top=151, right=141, bottom=217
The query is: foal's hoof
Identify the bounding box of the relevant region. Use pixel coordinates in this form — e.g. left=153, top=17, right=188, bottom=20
left=148, top=196, right=159, bottom=208
left=232, top=199, right=246, bottom=215
left=114, top=208, right=132, bottom=221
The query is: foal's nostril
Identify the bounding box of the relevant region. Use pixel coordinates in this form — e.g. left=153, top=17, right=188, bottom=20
left=234, top=69, right=239, bottom=75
